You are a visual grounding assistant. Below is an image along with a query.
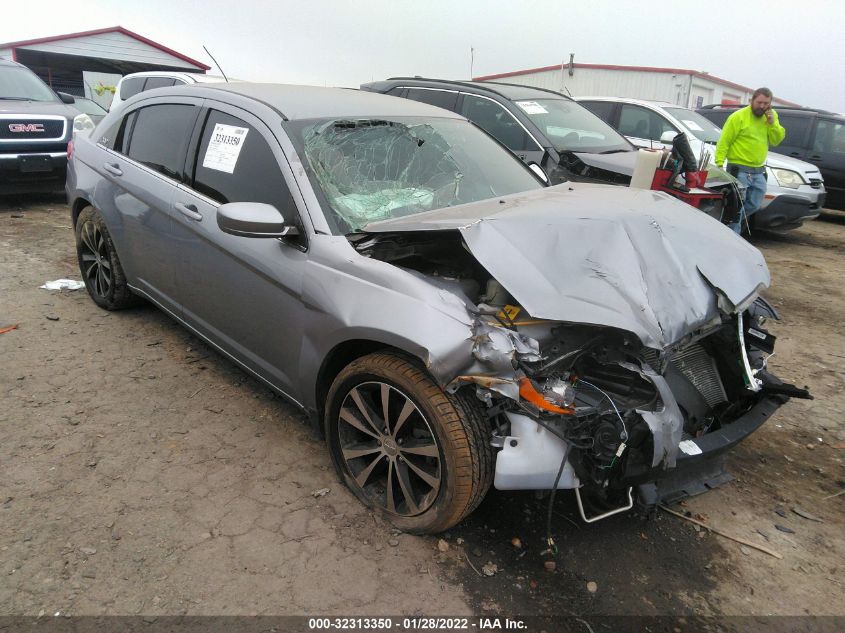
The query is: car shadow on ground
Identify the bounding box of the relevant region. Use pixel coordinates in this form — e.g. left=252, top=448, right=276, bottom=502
left=0, top=192, right=67, bottom=212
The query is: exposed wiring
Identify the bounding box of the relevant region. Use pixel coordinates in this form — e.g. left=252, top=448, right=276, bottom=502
left=575, top=379, right=629, bottom=440
left=545, top=440, right=572, bottom=555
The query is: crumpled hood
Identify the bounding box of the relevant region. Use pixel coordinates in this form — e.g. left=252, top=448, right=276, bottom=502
left=362, top=183, right=770, bottom=349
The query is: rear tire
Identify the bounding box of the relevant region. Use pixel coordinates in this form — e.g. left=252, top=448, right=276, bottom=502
left=75, top=206, right=139, bottom=310
left=325, top=351, right=493, bottom=534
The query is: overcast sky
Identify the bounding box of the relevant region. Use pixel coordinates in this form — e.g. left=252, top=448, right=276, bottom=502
left=3, top=0, right=843, bottom=112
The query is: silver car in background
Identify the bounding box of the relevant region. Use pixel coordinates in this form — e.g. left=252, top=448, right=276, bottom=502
left=66, top=83, right=809, bottom=533
left=579, top=96, right=826, bottom=230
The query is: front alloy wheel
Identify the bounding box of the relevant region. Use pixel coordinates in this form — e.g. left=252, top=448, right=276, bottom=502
left=338, top=381, right=442, bottom=516
left=325, top=352, right=493, bottom=533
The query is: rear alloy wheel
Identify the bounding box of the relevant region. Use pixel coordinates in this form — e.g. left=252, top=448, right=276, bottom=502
left=325, top=352, right=493, bottom=533
left=75, top=206, right=138, bottom=310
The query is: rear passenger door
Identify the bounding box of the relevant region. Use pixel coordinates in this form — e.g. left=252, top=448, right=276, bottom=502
left=807, top=118, right=845, bottom=204
left=95, top=97, right=201, bottom=313
left=171, top=104, right=308, bottom=394
left=775, top=113, right=814, bottom=159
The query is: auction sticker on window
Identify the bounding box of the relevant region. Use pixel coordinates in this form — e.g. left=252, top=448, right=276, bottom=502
left=202, top=123, right=249, bottom=174
left=515, top=100, right=548, bottom=115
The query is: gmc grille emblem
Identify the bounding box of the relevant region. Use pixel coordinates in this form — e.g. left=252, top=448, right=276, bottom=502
left=9, top=123, right=45, bottom=133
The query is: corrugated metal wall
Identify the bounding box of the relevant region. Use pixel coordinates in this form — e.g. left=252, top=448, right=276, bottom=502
left=14, top=32, right=199, bottom=69
left=481, top=67, right=790, bottom=108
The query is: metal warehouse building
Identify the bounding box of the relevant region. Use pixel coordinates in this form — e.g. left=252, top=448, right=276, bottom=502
left=475, top=61, right=800, bottom=109
left=0, top=26, right=209, bottom=107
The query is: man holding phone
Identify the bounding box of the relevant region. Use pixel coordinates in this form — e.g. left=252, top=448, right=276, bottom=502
left=715, top=87, right=786, bottom=233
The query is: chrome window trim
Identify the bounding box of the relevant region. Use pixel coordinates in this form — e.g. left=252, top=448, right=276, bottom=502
left=0, top=114, right=67, bottom=143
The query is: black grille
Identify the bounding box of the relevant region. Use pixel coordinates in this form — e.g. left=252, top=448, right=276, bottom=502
left=0, top=119, right=66, bottom=141
left=809, top=178, right=822, bottom=189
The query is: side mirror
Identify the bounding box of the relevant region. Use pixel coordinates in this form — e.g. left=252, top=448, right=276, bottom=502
left=217, top=202, right=299, bottom=238
left=56, top=92, right=76, bottom=104
left=528, top=163, right=549, bottom=184
left=659, top=130, right=677, bottom=143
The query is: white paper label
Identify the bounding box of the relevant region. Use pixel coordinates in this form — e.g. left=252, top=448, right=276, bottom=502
left=516, top=100, right=548, bottom=115
left=682, top=120, right=704, bottom=132
left=202, top=123, right=249, bottom=174
left=678, top=439, right=703, bottom=456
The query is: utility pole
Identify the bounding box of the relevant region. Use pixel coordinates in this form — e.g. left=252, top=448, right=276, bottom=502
left=470, top=47, right=474, bottom=79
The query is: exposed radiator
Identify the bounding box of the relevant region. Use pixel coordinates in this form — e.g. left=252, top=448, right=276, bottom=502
left=670, top=343, right=728, bottom=408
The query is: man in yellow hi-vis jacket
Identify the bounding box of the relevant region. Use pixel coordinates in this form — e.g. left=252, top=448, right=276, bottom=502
left=715, top=87, right=786, bottom=233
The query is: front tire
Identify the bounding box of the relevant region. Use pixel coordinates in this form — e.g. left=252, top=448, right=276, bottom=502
left=325, top=352, right=493, bottom=534
left=75, top=206, right=138, bottom=310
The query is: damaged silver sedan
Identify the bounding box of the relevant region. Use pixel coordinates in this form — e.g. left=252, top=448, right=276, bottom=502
left=67, top=83, right=810, bottom=534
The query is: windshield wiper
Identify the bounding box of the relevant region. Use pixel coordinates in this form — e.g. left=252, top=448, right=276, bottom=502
left=598, top=149, right=630, bottom=154
left=0, top=97, right=34, bottom=101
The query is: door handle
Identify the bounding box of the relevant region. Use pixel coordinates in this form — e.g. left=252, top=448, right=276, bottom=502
left=789, top=151, right=800, bottom=157
left=809, top=155, right=822, bottom=161
left=175, top=202, right=202, bottom=221
left=103, top=163, right=122, bottom=176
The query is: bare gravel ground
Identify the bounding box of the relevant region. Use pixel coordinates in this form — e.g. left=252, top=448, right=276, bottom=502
left=1, top=195, right=843, bottom=622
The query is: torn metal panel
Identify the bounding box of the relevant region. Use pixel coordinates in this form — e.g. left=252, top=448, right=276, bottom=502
left=364, top=183, right=770, bottom=350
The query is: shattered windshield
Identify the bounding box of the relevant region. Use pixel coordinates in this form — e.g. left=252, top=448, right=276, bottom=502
left=287, top=117, right=543, bottom=234
left=513, top=99, right=631, bottom=154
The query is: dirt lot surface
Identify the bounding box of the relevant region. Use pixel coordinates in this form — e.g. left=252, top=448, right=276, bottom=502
left=2, top=195, right=844, bottom=625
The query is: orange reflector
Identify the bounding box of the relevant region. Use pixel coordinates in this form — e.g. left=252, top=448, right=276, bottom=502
left=518, top=377, right=575, bottom=415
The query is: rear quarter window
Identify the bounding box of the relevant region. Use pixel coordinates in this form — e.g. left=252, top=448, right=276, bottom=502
left=119, top=77, right=145, bottom=101
left=405, top=88, right=459, bottom=111
left=581, top=101, right=615, bottom=123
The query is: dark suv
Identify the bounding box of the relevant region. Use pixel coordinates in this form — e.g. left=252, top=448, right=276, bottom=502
left=1, top=59, right=95, bottom=195
left=361, top=78, right=645, bottom=186
left=363, top=78, right=742, bottom=222
left=698, top=104, right=844, bottom=210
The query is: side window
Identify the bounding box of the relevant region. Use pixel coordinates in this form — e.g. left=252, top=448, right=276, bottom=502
left=126, top=104, right=197, bottom=180
left=619, top=105, right=675, bottom=141
left=405, top=88, right=459, bottom=111
left=459, top=94, right=535, bottom=152
left=778, top=114, right=812, bottom=148
left=581, top=101, right=615, bottom=124
left=97, top=111, right=135, bottom=151
left=385, top=87, right=406, bottom=97
left=143, top=77, right=177, bottom=91
left=812, top=119, right=845, bottom=154
left=192, top=109, right=296, bottom=215
left=119, top=77, right=145, bottom=100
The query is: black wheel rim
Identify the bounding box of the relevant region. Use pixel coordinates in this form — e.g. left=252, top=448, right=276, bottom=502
left=337, top=381, right=442, bottom=516
left=79, top=221, right=112, bottom=299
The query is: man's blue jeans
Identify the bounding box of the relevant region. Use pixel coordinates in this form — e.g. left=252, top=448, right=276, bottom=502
left=730, top=170, right=767, bottom=233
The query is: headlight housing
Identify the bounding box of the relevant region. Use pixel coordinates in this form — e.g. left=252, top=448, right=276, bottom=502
left=72, top=113, right=96, bottom=138
left=772, top=168, right=805, bottom=189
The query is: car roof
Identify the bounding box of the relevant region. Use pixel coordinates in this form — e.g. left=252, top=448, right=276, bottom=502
left=118, top=70, right=225, bottom=83
left=0, top=58, right=27, bottom=68
left=177, top=82, right=467, bottom=121
left=368, top=77, right=570, bottom=102
left=699, top=103, right=842, bottom=117
left=577, top=96, right=683, bottom=109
